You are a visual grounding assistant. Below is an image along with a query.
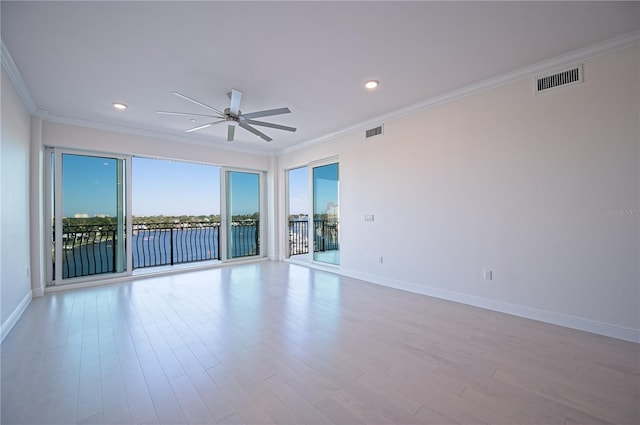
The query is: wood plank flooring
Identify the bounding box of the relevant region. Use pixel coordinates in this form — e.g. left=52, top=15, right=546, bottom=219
left=1, top=261, right=638, bottom=424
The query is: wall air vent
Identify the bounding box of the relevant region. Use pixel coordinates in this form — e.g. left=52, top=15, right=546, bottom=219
left=535, top=64, right=583, bottom=93
left=365, top=124, right=383, bottom=139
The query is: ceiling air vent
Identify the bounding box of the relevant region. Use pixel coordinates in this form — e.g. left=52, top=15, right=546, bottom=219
left=535, top=64, right=583, bottom=93
left=365, top=124, right=383, bottom=139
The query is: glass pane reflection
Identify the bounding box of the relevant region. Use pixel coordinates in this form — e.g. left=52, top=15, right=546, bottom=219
left=312, top=163, right=339, bottom=265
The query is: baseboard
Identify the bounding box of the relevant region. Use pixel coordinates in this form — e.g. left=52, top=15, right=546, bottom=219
left=339, top=268, right=640, bottom=344
left=0, top=291, right=32, bottom=343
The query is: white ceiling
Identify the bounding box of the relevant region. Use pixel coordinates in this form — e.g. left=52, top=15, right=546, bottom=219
left=2, top=1, right=639, bottom=153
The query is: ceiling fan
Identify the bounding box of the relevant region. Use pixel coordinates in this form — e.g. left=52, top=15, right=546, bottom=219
left=157, top=89, right=296, bottom=142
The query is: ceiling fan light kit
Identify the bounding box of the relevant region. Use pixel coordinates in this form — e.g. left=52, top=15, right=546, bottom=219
left=157, top=89, right=296, bottom=143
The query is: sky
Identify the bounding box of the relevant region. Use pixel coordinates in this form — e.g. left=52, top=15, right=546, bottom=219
left=62, top=154, right=119, bottom=217
left=132, top=157, right=220, bottom=216
left=312, top=163, right=339, bottom=215
left=228, top=171, right=259, bottom=216
left=288, top=166, right=308, bottom=215
left=63, top=155, right=223, bottom=217
left=288, top=164, right=339, bottom=215
left=62, top=155, right=334, bottom=218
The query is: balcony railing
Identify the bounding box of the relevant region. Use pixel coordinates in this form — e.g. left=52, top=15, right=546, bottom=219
left=58, top=219, right=335, bottom=279
left=289, top=220, right=309, bottom=255
left=59, top=224, right=120, bottom=279
left=133, top=222, right=221, bottom=268
left=229, top=221, right=260, bottom=258
left=288, top=219, right=339, bottom=256
left=59, top=220, right=262, bottom=279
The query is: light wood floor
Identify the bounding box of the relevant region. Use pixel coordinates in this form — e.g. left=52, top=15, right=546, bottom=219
left=1, top=261, right=638, bottom=425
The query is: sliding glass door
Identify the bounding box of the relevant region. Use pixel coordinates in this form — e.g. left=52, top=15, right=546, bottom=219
left=312, top=162, right=339, bottom=265
left=287, top=166, right=309, bottom=258
left=226, top=170, right=261, bottom=259
left=49, top=150, right=128, bottom=284
left=46, top=149, right=267, bottom=283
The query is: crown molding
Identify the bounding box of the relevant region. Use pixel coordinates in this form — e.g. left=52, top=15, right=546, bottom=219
left=3, top=29, right=638, bottom=158
left=279, top=30, right=640, bottom=156
left=1, top=39, right=37, bottom=113
left=43, top=114, right=273, bottom=157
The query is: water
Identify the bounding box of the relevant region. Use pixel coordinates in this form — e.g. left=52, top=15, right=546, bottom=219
left=61, top=226, right=258, bottom=279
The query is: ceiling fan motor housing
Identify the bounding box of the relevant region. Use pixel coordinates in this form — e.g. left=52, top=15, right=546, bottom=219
left=158, top=89, right=296, bottom=142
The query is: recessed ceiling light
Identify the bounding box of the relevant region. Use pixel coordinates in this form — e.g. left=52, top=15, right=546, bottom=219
left=365, top=80, right=379, bottom=89
left=112, top=102, right=127, bottom=110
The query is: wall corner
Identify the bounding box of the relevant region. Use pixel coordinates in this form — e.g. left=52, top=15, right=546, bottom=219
left=30, top=114, right=46, bottom=295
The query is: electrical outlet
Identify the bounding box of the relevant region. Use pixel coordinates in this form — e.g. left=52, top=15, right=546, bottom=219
left=379, top=256, right=384, bottom=264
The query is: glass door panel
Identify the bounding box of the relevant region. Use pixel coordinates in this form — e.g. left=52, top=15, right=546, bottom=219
left=55, top=153, right=126, bottom=281
left=226, top=171, right=260, bottom=259
left=287, top=166, right=309, bottom=258
left=312, top=163, right=339, bottom=265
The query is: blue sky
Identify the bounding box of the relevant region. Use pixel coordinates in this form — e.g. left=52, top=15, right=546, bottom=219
left=132, top=157, right=220, bottom=216
left=313, top=163, right=339, bottom=215
left=62, top=154, right=119, bottom=217
left=288, top=166, right=308, bottom=214
left=63, top=155, right=221, bottom=217
left=62, top=155, right=331, bottom=218
left=227, top=171, right=259, bottom=216
left=288, top=164, right=339, bottom=215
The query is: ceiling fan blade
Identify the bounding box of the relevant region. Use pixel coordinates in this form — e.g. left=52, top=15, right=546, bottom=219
left=184, top=119, right=226, bottom=133
left=157, top=111, right=224, bottom=119
left=242, top=119, right=296, bottom=132
left=227, top=124, right=235, bottom=142
left=171, top=92, right=225, bottom=115
left=241, top=107, right=291, bottom=120
left=239, top=122, right=273, bottom=142
left=229, top=89, right=242, bottom=117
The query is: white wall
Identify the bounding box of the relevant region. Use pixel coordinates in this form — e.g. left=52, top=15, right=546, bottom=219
left=279, top=46, right=640, bottom=341
left=1, top=67, right=32, bottom=340
left=10, top=43, right=639, bottom=341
